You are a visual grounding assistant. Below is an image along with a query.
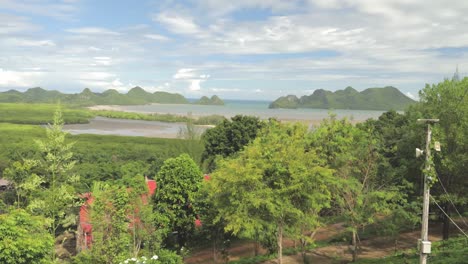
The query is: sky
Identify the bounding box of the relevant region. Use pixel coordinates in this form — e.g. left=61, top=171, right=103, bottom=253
left=0, top=0, right=467, bottom=100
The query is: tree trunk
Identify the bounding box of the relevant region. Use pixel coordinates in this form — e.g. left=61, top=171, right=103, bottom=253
left=442, top=203, right=450, bottom=240
left=351, top=230, right=357, bottom=262
left=277, top=223, right=283, bottom=264
left=213, top=232, right=218, bottom=264
left=300, top=238, right=308, bottom=264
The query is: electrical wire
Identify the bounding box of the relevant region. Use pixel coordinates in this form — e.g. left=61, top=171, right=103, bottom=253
left=435, top=173, right=468, bottom=229
left=430, top=195, right=468, bottom=239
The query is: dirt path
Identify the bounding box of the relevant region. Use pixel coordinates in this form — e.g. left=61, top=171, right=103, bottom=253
left=185, top=223, right=447, bottom=264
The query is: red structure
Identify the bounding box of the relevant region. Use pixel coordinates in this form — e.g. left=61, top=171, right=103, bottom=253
left=77, top=177, right=157, bottom=251
left=77, top=175, right=208, bottom=252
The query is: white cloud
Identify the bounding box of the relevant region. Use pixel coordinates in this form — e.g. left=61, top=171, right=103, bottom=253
left=66, top=27, right=121, bottom=35
left=0, top=13, right=40, bottom=34
left=0, top=68, right=44, bottom=87
left=173, top=68, right=197, bottom=79
left=153, top=12, right=200, bottom=35
left=88, top=46, right=101, bottom=51
left=189, top=79, right=202, bottom=91
left=6, top=38, right=56, bottom=47
left=0, top=0, right=80, bottom=20
left=211, top=88, right=241, bottom=92
left=144, top=34, right=170, bottom=41
left=405, top=92, right=418, bottom=100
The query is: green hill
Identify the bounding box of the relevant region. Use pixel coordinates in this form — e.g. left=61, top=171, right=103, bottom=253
left=0, top=87, right=189, bottom=106
left=195, top=95, right=225, bottom=105
left=269, top=86, right=415, bottom=110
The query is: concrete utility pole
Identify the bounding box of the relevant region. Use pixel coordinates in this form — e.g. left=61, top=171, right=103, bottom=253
left=417, top=118, right=439, bottom=264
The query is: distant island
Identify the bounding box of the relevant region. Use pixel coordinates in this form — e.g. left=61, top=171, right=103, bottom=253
left=194, top=95, right=224, bottom=105
left=269, top=86, right=416, bottom=110
left=0, top=87, right=224, bottom=106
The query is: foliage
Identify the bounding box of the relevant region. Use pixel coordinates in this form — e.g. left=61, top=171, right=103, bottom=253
left=355, top=236, right=468, bottom=264
left=0, top=87, right=189, bottom=106
left=309, top=117, right=405, bottom=261
left=201, top=115, right=264, bottom=171
left=195, top=95, right=225, bottom=105
left=0, top=103, right=93, bottom=124
left=208, top=121, right=333, bottom=263
left=29, top=109, right=81, bottom=241
left=86, top=182, right=132, bottom=263
left=0, top=209, right=53, bottom=264
left=153, top=154, right=203, bottom=251
left=3, top=159, right=42, bottom=208
left=269, top=86, right=415, bottom=110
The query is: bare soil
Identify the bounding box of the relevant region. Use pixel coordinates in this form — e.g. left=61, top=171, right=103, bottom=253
left=185, top=222, right=451, bottom=264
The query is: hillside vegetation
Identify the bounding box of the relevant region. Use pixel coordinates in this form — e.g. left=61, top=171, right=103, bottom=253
left=0, top=87, right=225, bottom=106
left=269, top=86, right=415, bottom=110
left=195, top=95, right=225, bottom=105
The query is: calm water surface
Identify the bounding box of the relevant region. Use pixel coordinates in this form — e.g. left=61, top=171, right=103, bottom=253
left=120, top=100, right=385, bottom=121
left=64, top=100, right=386, bottom=137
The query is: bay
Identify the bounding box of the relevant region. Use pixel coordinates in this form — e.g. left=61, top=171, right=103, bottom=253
left=64, top=100, right=387, bottom=138
left=117, top=100, right=386, bottom=122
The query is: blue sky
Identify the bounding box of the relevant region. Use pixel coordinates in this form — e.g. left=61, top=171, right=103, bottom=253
left=0, top=0, right=467, bottom=100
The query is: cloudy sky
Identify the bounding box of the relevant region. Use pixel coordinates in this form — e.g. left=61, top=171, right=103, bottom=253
left=0, top=0, right=466, bottom=100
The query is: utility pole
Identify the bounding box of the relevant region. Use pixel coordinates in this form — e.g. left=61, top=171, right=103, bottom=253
left=417, top=118, right=439, bottom=264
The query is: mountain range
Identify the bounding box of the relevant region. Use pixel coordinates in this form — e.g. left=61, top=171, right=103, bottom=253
left=269, top=86, right=416, bottom=110
left=0, top=87, right=224, bottom=106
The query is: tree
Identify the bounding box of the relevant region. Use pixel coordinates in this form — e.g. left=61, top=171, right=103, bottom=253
left=3, top=159, right=42, bottom=208
left=2, top=107, right=80, bottom=261
left=207, top=121, right=333, bottom=264
left=416, top=78, right=468, bottom=239
left=29, top=108, right=80, bottom=242
left=0, top=209, right=53, bottom=264
left=201, top=115, right=264, bottom=171
left=153, top=153, right=203, bottom=251
left=310, top=117, right=404, bottom=262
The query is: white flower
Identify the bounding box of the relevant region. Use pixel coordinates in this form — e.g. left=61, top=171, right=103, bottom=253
left=151, top=255, right=159, bottom=260
left=124, top=260, right=129, bottom=264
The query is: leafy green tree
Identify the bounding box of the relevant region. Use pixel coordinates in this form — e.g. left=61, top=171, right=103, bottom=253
left=0, top=209, right=53, bottom=264
left=153, top=153, right=203, bottom=251
left=29, top=108, right=80, bottom=242
left=3, top=159, right=42, bottom=208
left=416, top=78, right=468, bottom=239
left=208, top=121, right=333, bottom=264
left=201, top=115, right=264, bottom=171
left=87, top=182, right=132, bottom=264
left=310, top=117, right=404, bottom=262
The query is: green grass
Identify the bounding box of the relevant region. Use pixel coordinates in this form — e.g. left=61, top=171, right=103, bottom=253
left=355, top=236, right=468, bottom=264
left=0, top=103, right=93, bottom=124
left=0, top=102, right=225, bottom=126
left=0, top=122, right=204, bottom=192
left=92, top=109, right=225, bottom=125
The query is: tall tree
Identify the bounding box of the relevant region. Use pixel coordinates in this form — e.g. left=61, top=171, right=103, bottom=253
left=153, top=153, right=203, bottom=251
left=208, top=121, right=333, bottom=264
left=310, top=117, right=404, bottom=262
left=417, top=78, right=468, bottom=239
left=201, top=115, right=264, bottom=171
left=29, top=108, right=80, bottom=243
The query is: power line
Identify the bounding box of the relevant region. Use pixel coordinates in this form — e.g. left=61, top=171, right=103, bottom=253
left=435, top=173, right=468, bottom=229
left=430, top=195, right=468, bottom=239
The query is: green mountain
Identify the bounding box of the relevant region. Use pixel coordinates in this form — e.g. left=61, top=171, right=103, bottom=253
left=195, top=95, right=225, bottom=105
left=0, top=87, right=189, bottom=106
left=269, top=86, right=416, bottom=110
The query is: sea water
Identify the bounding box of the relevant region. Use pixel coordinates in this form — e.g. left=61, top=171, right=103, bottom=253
left=117, top=100, right=386, bottom=122
left=63, top=100, right=387, bottom=138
